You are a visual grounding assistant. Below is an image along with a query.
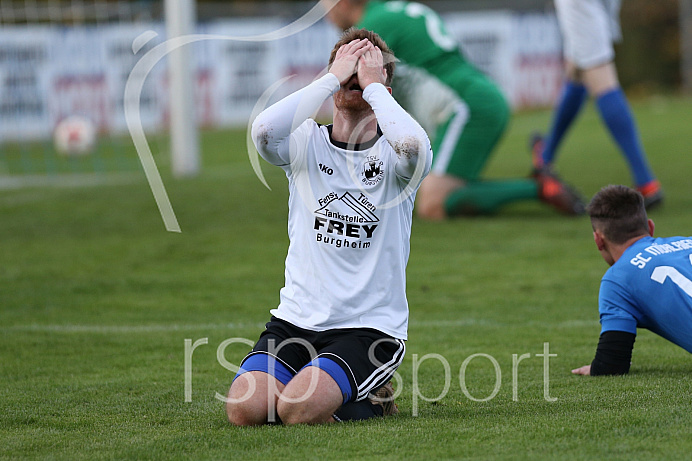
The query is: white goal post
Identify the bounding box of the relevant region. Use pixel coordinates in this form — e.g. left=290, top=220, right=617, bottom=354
left=165, top=0, right=200, bottom=177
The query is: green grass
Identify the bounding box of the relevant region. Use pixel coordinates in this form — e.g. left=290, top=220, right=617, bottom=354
left=2, top=96, right=692, bottom=460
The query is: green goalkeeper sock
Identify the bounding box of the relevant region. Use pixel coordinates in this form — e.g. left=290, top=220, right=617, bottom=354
left=444, top=179, right=538, bottom=216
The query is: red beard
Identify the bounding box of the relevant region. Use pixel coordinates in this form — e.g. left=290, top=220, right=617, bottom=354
left=334, top=75, right=371, bottom=113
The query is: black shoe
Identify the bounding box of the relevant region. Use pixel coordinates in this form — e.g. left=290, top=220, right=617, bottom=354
left=638, top=180, right=664, bottom=210
left=535, top=168, right=586, bottom=216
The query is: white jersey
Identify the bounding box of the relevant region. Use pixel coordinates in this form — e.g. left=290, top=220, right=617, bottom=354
left=252, top=73, right=432, bottom=339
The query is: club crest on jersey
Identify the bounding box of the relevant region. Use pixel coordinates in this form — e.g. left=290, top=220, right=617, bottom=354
left=361, top=155, right=384, bottom=186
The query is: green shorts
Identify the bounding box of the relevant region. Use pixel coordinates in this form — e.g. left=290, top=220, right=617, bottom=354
left=393, top=62, right=510, bottom=181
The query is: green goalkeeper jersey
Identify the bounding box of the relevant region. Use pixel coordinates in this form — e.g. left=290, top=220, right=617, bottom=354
left=356, top=0, right=511, bottom=186
left=357, top=1, right=476, bottom=81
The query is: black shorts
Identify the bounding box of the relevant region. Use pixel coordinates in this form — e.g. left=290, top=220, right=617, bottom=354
left=237, top=317, right=406, bottom=403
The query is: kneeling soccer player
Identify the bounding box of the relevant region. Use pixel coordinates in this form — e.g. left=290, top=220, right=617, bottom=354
left=225, top=28, right=432, bottom=425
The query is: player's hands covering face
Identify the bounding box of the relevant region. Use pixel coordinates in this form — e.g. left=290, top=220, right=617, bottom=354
left=330, top=39, right=387, bottom=89
left=356, top=42, right=387, bottom=88
left=330, top=38, right=370, bottom=85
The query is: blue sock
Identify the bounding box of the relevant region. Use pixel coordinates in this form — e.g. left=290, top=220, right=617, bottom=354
left=542, top=81, right=588, bottom=165
left=596, top=88, right=655, bottom=186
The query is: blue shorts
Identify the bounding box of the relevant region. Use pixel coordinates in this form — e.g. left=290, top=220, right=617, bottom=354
left=234, top=317, right=405, bottom=404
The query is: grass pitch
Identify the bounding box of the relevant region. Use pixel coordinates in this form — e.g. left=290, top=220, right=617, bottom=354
left=1, top=96, right=691, bottom=460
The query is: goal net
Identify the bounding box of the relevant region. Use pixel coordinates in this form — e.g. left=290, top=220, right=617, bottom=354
left=0, top=0, right=172, bottom=188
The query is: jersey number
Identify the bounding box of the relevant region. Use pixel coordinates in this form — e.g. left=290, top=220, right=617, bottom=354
left=651, top=262, right=692, bottom=298
left=389, top=1, right=457, bottom=51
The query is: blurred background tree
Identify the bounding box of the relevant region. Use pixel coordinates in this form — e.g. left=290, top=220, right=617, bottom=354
left=618, top=0, right=681, bottom=93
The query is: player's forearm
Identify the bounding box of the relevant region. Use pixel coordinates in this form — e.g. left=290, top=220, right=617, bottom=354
left=251, top=73, right=340, bottom=165
left=362, top=83, right=432, bottom=179
left=589, top=330, right=636, bottom=376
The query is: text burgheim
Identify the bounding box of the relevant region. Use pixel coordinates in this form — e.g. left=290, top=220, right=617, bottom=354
left=316, top=233, right=371, bottom=249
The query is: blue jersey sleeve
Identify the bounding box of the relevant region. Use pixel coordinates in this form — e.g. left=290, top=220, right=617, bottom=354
left=598, top=279, right=640, bottom=335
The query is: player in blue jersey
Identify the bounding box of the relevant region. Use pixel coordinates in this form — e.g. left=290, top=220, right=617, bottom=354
left=572, top=185, right=692, bottom=376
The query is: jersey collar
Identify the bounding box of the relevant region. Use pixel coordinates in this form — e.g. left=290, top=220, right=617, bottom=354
left=325, top=124, right=382, bottom=151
